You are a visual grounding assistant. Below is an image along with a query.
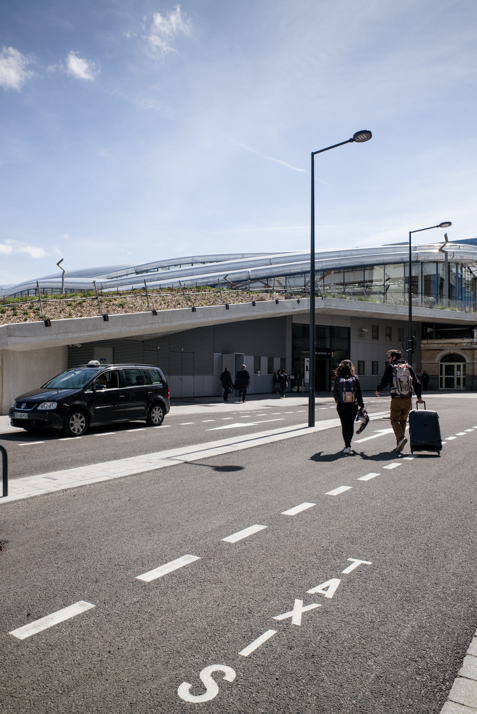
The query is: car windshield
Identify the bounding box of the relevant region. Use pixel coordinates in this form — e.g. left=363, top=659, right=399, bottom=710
left=42, top=369, right=100, bottom=389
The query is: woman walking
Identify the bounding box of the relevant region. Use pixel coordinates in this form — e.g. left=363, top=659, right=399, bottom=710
left=333, top=359, right=364, bottom=454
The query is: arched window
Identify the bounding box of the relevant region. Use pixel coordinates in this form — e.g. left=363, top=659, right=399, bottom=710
left=440, top=353, right=467, bottom=363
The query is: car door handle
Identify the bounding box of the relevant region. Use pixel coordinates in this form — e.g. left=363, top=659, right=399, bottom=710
left=118, top=395, right=125, bottom=399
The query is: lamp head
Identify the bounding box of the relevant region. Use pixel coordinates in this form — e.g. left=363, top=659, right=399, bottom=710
left=352, top=130, right=372, bottom=143
left=438, top=222, right=452, bottom=228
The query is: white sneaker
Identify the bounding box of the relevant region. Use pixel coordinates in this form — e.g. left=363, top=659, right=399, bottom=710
left=343, top=447, right=351, bottom=454
left=395, top=437, right=407, bottom=454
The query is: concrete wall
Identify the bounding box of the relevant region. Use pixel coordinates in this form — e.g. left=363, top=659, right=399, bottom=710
left=0, top=346, right=67, bottom=413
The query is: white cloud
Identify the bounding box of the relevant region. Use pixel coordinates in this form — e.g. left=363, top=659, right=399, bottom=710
left=0, top=243, right=13, bottom=255
left=65, top=51, right=99, bottom=81
left=0, top=47, right=34, bottom=91
left=4, top=239, right=47, bottom=259
left=145, top=5, right=192, bottom=56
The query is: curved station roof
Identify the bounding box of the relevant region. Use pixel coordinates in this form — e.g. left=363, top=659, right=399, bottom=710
left=1, top=241, right=477, bottom=298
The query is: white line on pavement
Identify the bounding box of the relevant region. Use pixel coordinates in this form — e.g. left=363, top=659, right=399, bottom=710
left=18, top=441, right=45, bottom=446
left=9, top=601, right=95, bottom=640
left=239, top=630, right=277, bottom=657
left=202, top=420, right=215, bottom=422
left=446, top=436, right=457, bottom=440
left=126, top=428, right=146, bottom=432
left=354, top=428, right=394, bottom=443
left=136, top=555, right=200, bottom=582
left=179, top=422, right=195, bottom=426
left=326, top=486, right=352, bottom=496
left=59, top=437, right=82, bottom=441
left=94, top=432, right=116, bottom=437
left=357, top=473, right=380, bottom=481
left=456, top=432, right=467, bottom=436
left=383, top=463, right=401, bottom=470
left=154, top=425, right=170, bottom=428
left=281, top=502, right=316, bottom=516
left=465, top=429, right=474, bottom=432
left=222, top=524, right=267, bottom=543
left=403, top=456, right=415, bottom=460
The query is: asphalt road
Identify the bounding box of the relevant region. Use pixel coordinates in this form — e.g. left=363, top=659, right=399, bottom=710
left=1, top=393, right=476, bottom=713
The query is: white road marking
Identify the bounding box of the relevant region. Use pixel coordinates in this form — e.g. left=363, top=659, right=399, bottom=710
left=238, top=630, right=277, bottom=657
left=9, top=601, right=95, bottom=640
left=178, top=665, right=236, bottom=703
left=473, top=426, right=477, bottom=429
left=126, top=428, right=146, bottom=432
left=357, top=472, right=380, bottom=481
left=281, top=502, right=316, bottom=516
left=207, top=419, right=284, bottom=431
left=222, top=524, right=267, bottom=543
left=59, top=437, right=82, bottom=441
left=326, top=486, right=352, bottom=496
left=465, top=429, right=474, bottom=432
left=446, top=436, right=457, bottom=440
left=456, top=432, right=466, bottom=436
left=320, top=408, right=327, bottom=410
left=254, top=418, right=285, bottom=424
left=94, top=432, right=116, bottom=437
left=180, top=422, right=195, bottom=426
left=342, top=558, right=372, bottom=574
left=273, top=599, right=321, bottom=626
left=18, top=441, right=45, bottom=446
left=403, top=456, right=415, bottom=460
left=296, top=410, right=306, bottom=412
left=354, top=428, right=394, bottom=443
left=136, top=555, right=200, bottom=582
left=383, top=462, right=401, bottom=470
left=202, top=420, right=215, bottom=422
left=285, top=411, right=294, bottom=413
left=307, top=578, right=341, bottom=598
left=271, top=412, right=281, bottom=415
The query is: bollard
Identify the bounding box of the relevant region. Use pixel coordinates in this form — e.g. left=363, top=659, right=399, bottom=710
left=0, top=445, right=7, bottom=497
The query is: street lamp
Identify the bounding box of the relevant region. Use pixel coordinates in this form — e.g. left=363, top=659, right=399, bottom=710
left=308, top=130, right=372, bottom=427
left=56, top=259, right=65, bottom=295
left=407, top=222, right=451, bottom=365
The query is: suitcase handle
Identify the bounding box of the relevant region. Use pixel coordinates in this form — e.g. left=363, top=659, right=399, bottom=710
left=416, top=400, right=426, bottom=410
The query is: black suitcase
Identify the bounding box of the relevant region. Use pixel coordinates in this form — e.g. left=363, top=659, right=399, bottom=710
left=408, top=401, right=442, bottom=455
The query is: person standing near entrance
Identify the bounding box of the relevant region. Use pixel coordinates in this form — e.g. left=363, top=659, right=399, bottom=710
left=235, top=364, right=250, bottom=403
left=375, top=349, right=424, bottom=453
left=276, top=369, right=289, bottom=398
left=421, top=370, right=429, bottom=391
left=333, top=359, right=364, bottom=454
left=219, top=367, right=233, bottom=401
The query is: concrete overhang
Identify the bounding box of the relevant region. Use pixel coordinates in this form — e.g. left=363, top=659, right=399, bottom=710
left=0, top=298, right=476, bottom=352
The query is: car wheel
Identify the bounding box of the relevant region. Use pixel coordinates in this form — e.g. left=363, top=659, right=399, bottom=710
left=146, top=403, right=164, bottom=426
left=63, top=409, right=89, bottom=437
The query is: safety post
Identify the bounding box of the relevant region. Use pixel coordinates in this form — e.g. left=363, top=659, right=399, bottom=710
left=1, top=445, right=7, bottom=497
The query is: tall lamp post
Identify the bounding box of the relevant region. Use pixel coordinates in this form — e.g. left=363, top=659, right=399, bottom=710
left=308, top=130, right=372, bottom=428
left=407, top=222, right=451, bottom=365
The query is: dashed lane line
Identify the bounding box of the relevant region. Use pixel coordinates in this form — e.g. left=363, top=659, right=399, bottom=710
left=222, top=524, right=268, bottom=543
left=357, top=472, right=380, bottom=481
left=281, top=502, right=316, bottom=516
left=136, top=555, right=200, bottom=583
left=202, top=419, right=215, bottom=422
left=9, top=601, right=95, bottom=640
left=17, top=441, right=45, bottom=446
left=207, top=419, right=284, bottom=431
left=456, top=432, right=467, bottom=436
left=94, top=432, right=117, bottom=437
left=446, top=436, right=457, bottom=440
left=383, top=463, right=402, bottom=470
left=180, top=422, right=195, bottom=426
left=326, top=486, right=352, bottom=496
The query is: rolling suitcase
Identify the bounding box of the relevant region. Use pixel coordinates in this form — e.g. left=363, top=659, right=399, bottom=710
left=408, top=401, right=442, bottom=455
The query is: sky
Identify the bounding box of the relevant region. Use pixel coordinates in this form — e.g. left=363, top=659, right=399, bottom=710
left=0, top=0, right=476, bottom=285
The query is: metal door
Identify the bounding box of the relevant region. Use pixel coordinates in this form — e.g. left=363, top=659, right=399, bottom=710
left=169, top=351, right=194, bottom=398
left=439, top=362, right=466, bottom=389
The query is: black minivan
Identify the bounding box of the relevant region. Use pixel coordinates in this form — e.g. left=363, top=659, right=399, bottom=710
left=9, top=361, right=170, bottom=437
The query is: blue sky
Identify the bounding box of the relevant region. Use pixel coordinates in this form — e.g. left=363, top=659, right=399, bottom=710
left=0, top=0, right=476, bottom=284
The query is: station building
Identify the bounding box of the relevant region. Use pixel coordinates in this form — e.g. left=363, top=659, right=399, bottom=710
left=1, top=238, right=476, bottom=413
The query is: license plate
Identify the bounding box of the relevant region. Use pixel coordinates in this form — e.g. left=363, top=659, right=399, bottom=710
left=14, top=412, right=29, bottom=419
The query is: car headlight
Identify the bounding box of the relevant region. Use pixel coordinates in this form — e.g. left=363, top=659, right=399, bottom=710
left=38, top=402, right=58, bottom=410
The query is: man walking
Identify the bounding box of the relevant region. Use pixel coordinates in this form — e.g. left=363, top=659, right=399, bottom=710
left=235, top=364, right=250, bottom=403
left=220, top=367, right=233, bottom=401
left=375, top=349, right=424, bottom=453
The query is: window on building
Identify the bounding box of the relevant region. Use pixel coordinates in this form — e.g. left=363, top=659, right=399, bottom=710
left=372, top=361, right=379, bottom=375
left=357, top=361, right=365, bottom=375
left=280, top=357, right=286, bottom=371
left=254, top=356, right=261, bottom=375
left=372, top=325, right=379, bottom=340
left=267, top=357, right=274, bottom=375
left=385, top=326, right=392, bottom=342
left=398, top=327, right=404, bottom=342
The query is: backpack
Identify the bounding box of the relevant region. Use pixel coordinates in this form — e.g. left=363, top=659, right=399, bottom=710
left=338, top=376, right=356, bottom=403
left=391, top=362, right=413, bottom=397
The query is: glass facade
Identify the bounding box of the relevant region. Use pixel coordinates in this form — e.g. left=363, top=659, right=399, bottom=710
left=291, top=323, right=350, bottom=392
